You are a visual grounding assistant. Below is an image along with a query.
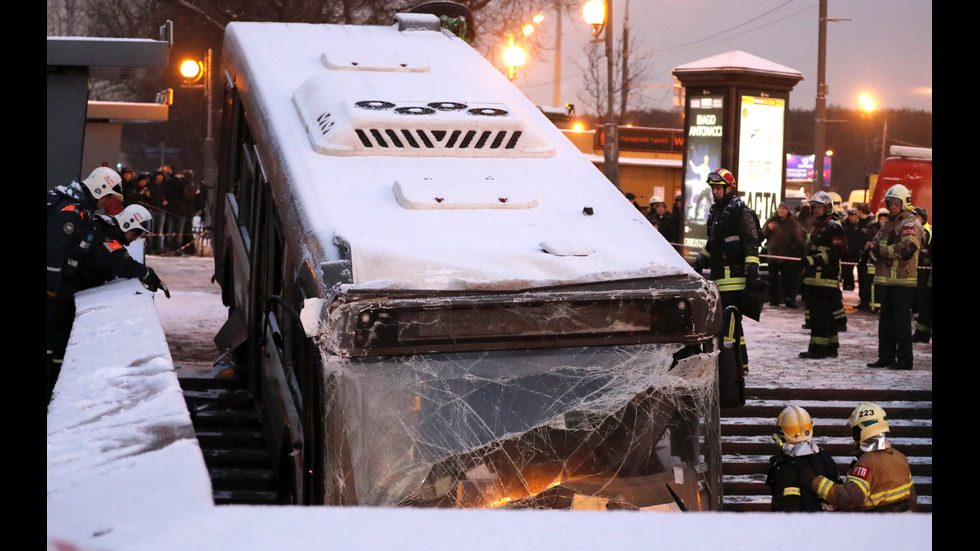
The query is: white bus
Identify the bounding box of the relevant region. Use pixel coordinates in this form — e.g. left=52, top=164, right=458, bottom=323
left=211, top=13, right=729, bottom=510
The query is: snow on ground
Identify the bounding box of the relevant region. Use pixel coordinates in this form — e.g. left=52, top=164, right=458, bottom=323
left=48, top=254, right=932, bottom=550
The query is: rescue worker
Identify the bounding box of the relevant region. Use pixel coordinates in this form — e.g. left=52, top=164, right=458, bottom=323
left=799, top=191, right=845, bottom=359
left=766, top=405, right=841, bottom=512
left=68, top=204, right=169, bottom=296
left=867, top=208, right=890, bottom=313
left=47, top=166, right=125, bottom=402
left=800, top=402, right=917, bottom=512
left=695, top=168, right=761, bottom=373
left=911, top=207, right=931, bottom=343
left=855, top=203, right=877, bottom=310
left=864, top=184, right=923, bottom=370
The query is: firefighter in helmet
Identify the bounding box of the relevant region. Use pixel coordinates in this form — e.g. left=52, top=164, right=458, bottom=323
left=694, top=168, right=761, bottom=372
left=798, top=191, right=845, bottom=359
left=800, top=402, right=917, bottom=512
left=864, top=184, right=924, bottom=370
left=766, top=405, right=841, bottom=512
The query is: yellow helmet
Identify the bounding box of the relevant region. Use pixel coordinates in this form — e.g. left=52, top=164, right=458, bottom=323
left=777, top=405, right=813, bottom=443
left=847, top=402, right=890, bottom=442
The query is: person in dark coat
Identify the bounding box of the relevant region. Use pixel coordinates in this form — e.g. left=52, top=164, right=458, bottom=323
left=766, top=405, right=842, bottom=512
left=146, top=170, right=169, bottom=253
left=840, top=207, right=862, bottom=291
left=124, top=171, right=152, bottom=207
left=762, top=202, right=806, bottom=307
left=645, top=196, right=678, bottom=247
left=47, top=167, right=125, bottom=403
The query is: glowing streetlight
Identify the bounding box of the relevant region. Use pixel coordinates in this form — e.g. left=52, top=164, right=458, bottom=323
left=179, top=59, right=204, bottom=84
left=503, top=34, right=526, bottom=80
left=583, top=1, right=606, bottom=36
left=582, top=0, right=618, bottom=187
left=859, top=92, right=888, bottom=170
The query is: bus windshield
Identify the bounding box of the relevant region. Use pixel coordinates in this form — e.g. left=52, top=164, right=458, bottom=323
left=319, top=343, right=722, bottom=510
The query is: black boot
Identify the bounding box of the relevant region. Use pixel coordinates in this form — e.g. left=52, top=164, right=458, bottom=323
left=866, top=359, right=893, bottom=368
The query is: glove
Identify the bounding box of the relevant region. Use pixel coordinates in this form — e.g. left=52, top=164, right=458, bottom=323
left=140, top=267, right=162, bottom=292
left=798, top=465, right=817, bottom=489
left=694, top=254, right=708, bottom=272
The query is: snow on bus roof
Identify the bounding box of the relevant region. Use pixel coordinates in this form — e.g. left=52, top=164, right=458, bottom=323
left=224, top=20, right=694, bottom=292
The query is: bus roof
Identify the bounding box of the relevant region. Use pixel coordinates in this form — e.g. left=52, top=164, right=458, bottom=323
left=224, top=19, right=695, bottom=292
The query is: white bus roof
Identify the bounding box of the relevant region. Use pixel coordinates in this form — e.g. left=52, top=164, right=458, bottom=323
left=224, top=19, right=694, bottom=292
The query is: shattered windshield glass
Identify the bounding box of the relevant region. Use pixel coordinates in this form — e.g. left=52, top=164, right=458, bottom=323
left=318, top=343, right=722, bottom=511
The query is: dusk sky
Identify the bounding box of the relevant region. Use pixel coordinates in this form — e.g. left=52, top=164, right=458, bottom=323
left=507, top=0, right=932, bottom=114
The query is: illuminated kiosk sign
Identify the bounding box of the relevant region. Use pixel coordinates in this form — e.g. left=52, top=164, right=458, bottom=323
left=737, top=95, right=785, bottom=220
left=786, top=154, right=832, bottom=188
left=682, top=96, right=724, bottom=260
left=671, top=50, right=802, bottom=263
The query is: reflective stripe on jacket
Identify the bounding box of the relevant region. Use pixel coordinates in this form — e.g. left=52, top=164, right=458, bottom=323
left=872, top=210, right=923, bottom=287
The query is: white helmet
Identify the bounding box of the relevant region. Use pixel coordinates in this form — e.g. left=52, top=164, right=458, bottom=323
left=883, top=184, right=912, bottom=210
left=649, top=196, right=665, bottom=206
left=114, top=204, right=153, bottom=237
left=809, top=191, right=833, bottom=208
left=777, top=405, right=814, bottom=444
left=847, top=402, right=890, bottom=443
left=82, top=167, right=124, bottom=200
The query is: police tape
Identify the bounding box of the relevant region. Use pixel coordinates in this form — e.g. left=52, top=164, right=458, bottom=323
left=668, top=242, right=931, bottom=271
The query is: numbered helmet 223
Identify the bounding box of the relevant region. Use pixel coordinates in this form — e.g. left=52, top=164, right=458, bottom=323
left=847, top=402, right=890, bottom=442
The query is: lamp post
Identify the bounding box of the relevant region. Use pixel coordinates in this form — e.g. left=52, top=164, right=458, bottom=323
left=180, top=49, right=214, bottom=226
left=583, top=0, right=619, bottom=187
left=859, top=93, right=887, bottom=172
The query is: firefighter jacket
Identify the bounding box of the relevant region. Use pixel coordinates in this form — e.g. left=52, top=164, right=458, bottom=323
left=68, top=215, right=151, bottom=293
left=918, top=223, right=931, bottom=268
left=47, top=183, right=98, bottom=298
left=699, top=192, right=761, bottom=293
left=766, top=442, right=841, bottom=512
left=801, top=214, right=845, bottom=289
left=870, top=210, right=923, bottom=287
left=811, top=446, right=917, bottom=512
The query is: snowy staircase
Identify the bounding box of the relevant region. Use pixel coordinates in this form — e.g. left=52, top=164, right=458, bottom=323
left=179, top=376, right=280, bottom=505
left=720, top=387, right=932, bottom=513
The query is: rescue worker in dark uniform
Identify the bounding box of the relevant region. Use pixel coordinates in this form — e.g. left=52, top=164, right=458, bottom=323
left=854, top=203, right=877, bottom=310
left=865, top=184, right=923, bottom=371
left=799, top=191, right=846, bottom=359
left=800, top=402, right=917, bottom=512
left=766, top=405, right=842, bottom=512
left=867, top=208, right=889, bottom=313
left=695, top=168, right=761, bottom=373
left=47, top=166, right=125, bottom=402
left=911, top=207, right=931, bottom=342
left=69, top=204, right=169, bottom=296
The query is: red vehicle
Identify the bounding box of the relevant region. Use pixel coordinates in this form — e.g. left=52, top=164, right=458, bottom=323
left=869, top=146, right=932, bottom=222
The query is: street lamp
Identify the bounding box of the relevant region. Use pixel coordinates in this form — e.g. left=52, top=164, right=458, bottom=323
left=582, top=0, right=619, bottom=187
left=503, top=34, right=526, bottom=80
left=180, top=49, right=215, bottom=224
left=859, top=92, right=888, bottom=171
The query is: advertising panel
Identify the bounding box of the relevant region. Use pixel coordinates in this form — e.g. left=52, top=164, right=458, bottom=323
left=682, top=95, right=724, bottom=260
left=737, top=95, right=785, bottom=221
left=786, top=153, right=832, bottom=187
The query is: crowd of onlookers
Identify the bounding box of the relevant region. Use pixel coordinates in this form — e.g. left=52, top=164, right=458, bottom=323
left=119, top=165, right=205, bottom=255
